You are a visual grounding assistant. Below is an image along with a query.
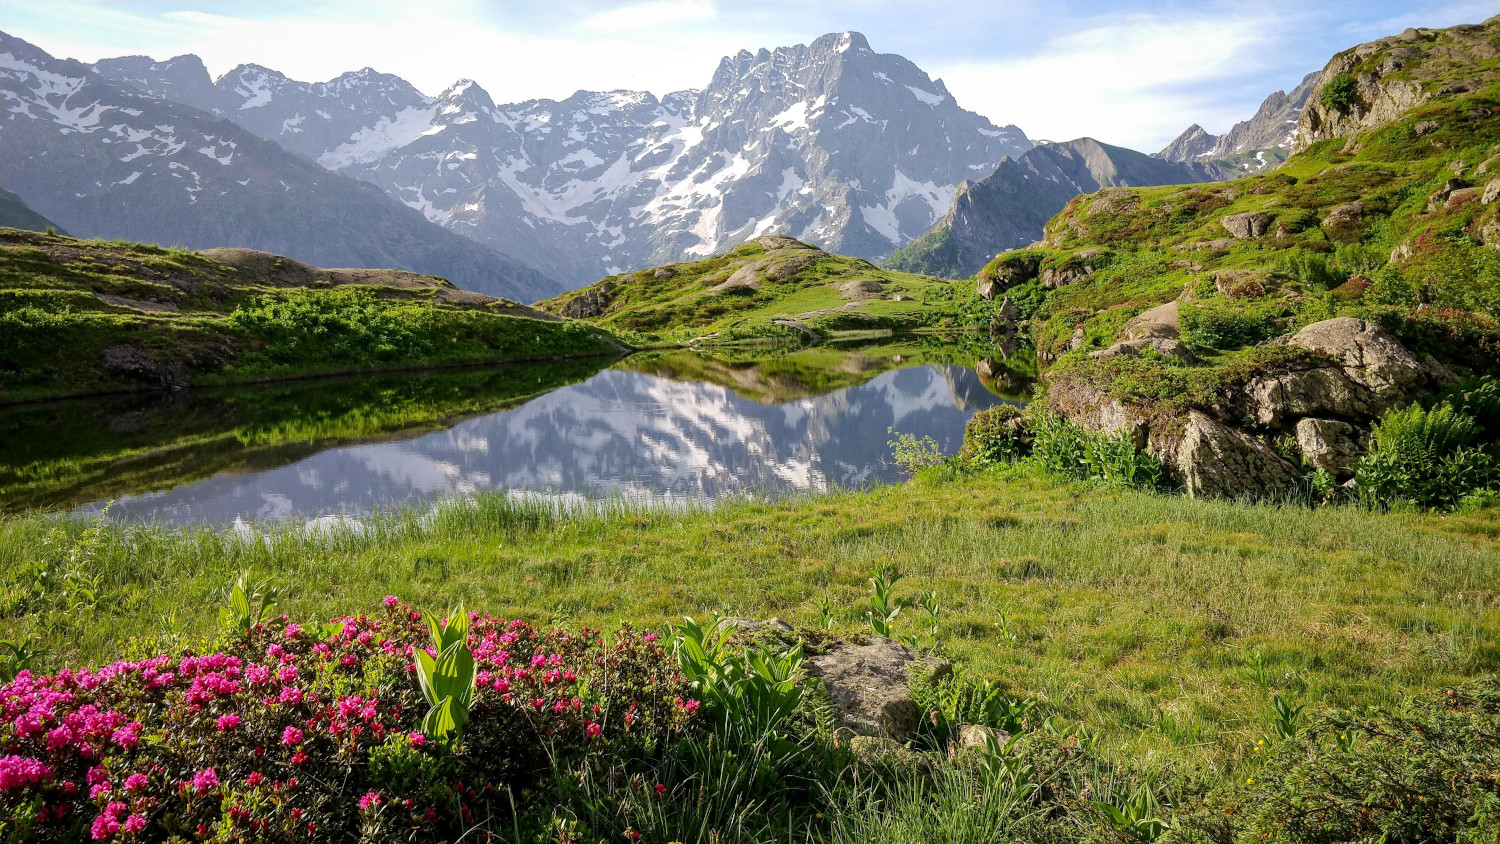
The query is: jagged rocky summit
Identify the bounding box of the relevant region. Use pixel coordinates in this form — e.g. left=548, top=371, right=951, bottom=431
left=89, top=32, right=1031, bottom=286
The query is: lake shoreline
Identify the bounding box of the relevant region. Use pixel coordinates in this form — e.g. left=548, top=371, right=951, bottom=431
left=0, top=345, right=633, bottom=407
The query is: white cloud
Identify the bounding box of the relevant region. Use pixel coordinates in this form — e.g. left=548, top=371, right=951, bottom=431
left=933, top=13, right=1284, bottom=151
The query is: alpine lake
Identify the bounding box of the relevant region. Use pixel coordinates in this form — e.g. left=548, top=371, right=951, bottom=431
left=0, top=335, right=1033, bottom=528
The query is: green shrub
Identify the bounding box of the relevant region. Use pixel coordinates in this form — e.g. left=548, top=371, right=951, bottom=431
left=1247, top=678, right=1500, bottom=843
left=1320, top=73, right=1358, bottom=113
left=1272, top=250, right=1343, bottom=291
left=1180, top=301, right=1286, bottom=351
left=1027, top=411, right=1166, bottom=491
left=959, top=404, right=1029, bottom=467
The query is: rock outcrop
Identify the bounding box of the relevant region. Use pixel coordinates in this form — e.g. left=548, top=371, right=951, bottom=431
left=1295, top=418, right=1365, bottom=478
left=1295, top=20, right=1500, bottom=152
left=1047, top=317, right=1453, bottom=498
left=1250, top=318, right=1452, bottom=425
left=1153, top=411, right=1303, bottom=499
left=1220, top=211, right=1272, bottom=239
left=805, top=637, right=951, bottom=743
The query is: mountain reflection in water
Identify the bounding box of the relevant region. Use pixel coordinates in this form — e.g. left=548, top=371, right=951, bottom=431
left=64, top=360, right=1010, bottom=527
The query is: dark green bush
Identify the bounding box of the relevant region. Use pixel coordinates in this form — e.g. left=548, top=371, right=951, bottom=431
left=959, top=404, right=1029, bottom=467
left=1320, top=73, right=1358, bottom=113
left=1180, top=301, right=1287, bottom=350
left=1247, top=678, right=1500, bottom=843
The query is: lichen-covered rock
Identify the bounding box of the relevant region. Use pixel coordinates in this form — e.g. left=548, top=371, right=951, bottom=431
left=1150, top=410, right=1302, bottom=499
left=1295, top=418, right=1365, bottom=478
left=558, top=281, right=617, bottom=319
left=1276, top=317, right=1451, bottom=399
left=1120, top=301, right=1180, bottom=341
left=1483, top=178, right=1500, bottom=205
left=1220, top=211, right=1272, bottom=239
left=1041, top=263, right=1091, bottom=289
left=1322, top=201, right=1365, bottom=228
left=805, top=638, right=951, bottom=742
left=1089, top=337, right=1195, bottom=363
left=1045, top=378, right=1151, bottom=449
left=1250, top=318, right=1451, bottom=426
left=951, top=723, right=1012, bottom=754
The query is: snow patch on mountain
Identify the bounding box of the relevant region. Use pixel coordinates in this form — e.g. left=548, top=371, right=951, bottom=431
left=318, top=103, right=438, bottom=169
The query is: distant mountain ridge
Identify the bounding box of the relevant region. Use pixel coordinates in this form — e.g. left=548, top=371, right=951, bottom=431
left=0, top=33, right=559, bottom=301
left=887, top=138, right=1224, bottom=279
left=92, top=32, right=1032, bottom=286
left=1155, top=72, right=1318, bottom=173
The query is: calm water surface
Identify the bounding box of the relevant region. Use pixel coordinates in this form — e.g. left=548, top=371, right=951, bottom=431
left=1, top=343, right=1028, bottom=527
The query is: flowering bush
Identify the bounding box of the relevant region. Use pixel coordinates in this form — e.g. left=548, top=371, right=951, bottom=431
left=0, top=597, right=697, bottom=842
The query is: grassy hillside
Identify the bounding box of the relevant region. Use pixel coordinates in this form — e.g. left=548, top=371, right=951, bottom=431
left=886, top=138, right=1225, bottom=280
left=534, top=234, right=999, bottom=345
left=0, top=228, right=619, bottom=401
left=0, top=188, right=66, bottom=235
left=976, top=20, right=1500, bottom=411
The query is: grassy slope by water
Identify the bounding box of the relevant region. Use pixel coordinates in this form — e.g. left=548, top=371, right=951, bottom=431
left=3, top=470, right=1495, bottom=784
left=0, top=228, right=618, bottom=401
left=534, top=235, right=1002, bottom=345
left=0, top=358, right=614, bottom=513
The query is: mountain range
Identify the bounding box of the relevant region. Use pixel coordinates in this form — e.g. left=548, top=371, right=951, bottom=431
left=887, top=138, right=1225, bottom=278
left=1154, top=72, right=1318, bottom=173
left=0, top=33, right=557, bottom=301
left=86, top=32, right=1030, bottom=287
left=4, top=26, right=1325, bottom=297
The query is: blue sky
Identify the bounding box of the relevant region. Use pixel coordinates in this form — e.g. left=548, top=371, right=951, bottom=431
left=3, top=0, right=1492, bottom=150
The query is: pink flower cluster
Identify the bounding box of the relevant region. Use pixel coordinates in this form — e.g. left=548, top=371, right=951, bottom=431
left=0, top=596, right=697, bottom=842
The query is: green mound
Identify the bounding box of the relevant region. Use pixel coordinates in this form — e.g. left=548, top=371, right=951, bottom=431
left=535, top=234, right=998, bottom=344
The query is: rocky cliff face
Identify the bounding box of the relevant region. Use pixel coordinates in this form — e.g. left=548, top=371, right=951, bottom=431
left=1294, top=18, right=1500, bottom=152
left=887, top=138, right=1223, bottom=279
left=94, top=32, right=1031, bottom=286
left=1156, top=73, right=1318, bottom=173
left=1, top=33, right=558, bottom=301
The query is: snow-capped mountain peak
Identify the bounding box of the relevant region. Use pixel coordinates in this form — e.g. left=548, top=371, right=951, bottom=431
left=90, top=31, right=1032, bottom=286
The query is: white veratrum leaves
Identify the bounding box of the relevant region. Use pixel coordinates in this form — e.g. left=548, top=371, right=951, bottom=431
left=413, top=605, right=477, bottom=740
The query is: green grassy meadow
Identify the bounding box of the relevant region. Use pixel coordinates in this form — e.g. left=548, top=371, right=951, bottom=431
left=5, top=467, right=1496, bottom=787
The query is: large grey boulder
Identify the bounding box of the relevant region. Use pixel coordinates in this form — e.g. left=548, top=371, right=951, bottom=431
left=1120, top=301, right=1180, bottom=341
left=1251, top=318, right=1452, bottom=426
left=1295, top=418, right=1365, bottom=478
left=1151, top=410, right=1302, bottom=499
left=806, top=638, right=951, bottom=742
left=1220, top=211, right=1272, bottom=239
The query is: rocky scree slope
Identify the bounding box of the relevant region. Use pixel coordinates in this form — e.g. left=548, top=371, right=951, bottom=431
left=887, top=138, right=1226, bottom=280
left=534, top=233, right=990, bottom=343
left=0, top=228, right=614, bottom=400
left=976, top=16, right=1500, bottom=498
left=93, top=32, right=1031, bottom=286
left=1156, top=72, right=1319, bottom=174
left=0, top=33, right=559, bottom=302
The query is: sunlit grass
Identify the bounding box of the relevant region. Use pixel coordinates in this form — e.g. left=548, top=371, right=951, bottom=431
left=3, top=467, right=1495, bottom=788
